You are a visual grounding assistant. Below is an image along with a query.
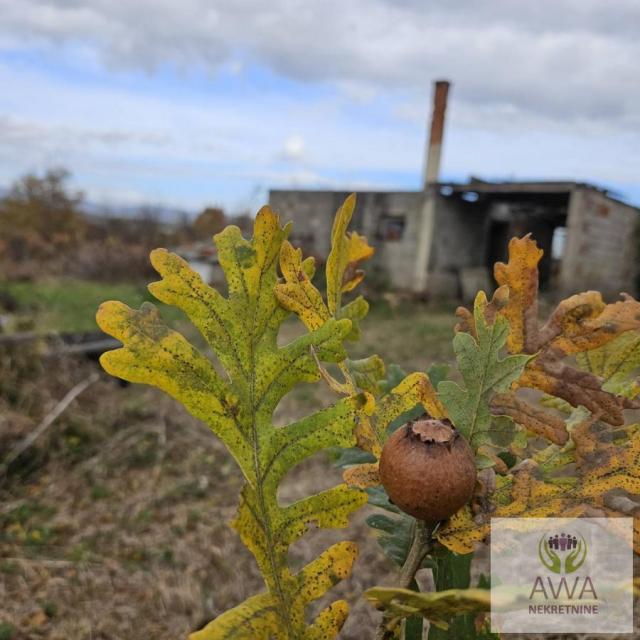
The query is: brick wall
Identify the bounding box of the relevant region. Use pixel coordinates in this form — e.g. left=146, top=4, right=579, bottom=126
left=268, top=189, right=423, bottom=289
left=561, top=187, right=638, bottom=297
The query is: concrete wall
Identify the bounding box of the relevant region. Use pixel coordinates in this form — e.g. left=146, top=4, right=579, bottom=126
left=269, top=189, right=423, bottom=289
left=560, top=187, right=638, bottom=297
left=420, top=196, right=490, bottom=298
left=361, top=192, right=422, bottom=290
left=269, top=188, right=480, bottom=294
left=269, top=186, right=639, bottom=299
left=269, top=190, right=348, bottom=258
left=429, top=196, right=487, bottom=272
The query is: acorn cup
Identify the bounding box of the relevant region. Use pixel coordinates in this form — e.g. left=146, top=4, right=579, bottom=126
left=379, top=416, right=477, bottom=523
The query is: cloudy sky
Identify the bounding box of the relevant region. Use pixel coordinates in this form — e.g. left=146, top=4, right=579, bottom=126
left=1, top=0, right=639, bottom=213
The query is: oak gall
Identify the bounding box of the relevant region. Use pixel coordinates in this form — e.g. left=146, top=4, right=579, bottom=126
left=379, top=417, right=476, bottom=522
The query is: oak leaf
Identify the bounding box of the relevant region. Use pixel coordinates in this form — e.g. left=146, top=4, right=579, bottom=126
left=437, top=424, right=640, bottom=554
left=97, top=207, right=369, bottom=639
left=493, top=235, right=640, bottom=426
left=576, top=331, right=640, bottom=400
left=364, top=586, right=491, bottom=631
left=325, top=194, right=374, bottom=313
left=275, top=195, right=442, bottom=469
left=439, top=291, right=531, bottom=460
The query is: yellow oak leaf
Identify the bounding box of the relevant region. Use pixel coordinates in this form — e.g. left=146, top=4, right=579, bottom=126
left=98, top=206, right=368, bottom=639
left=326, top=194, right=373, bottom=314
left=364, top=586, right=490, bottom=632
left=438, top=425, right=640, bottom=554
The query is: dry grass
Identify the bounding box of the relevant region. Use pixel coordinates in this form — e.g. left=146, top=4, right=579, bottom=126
left=0, top=300, right=636, bottom=639
left=0, top=344, right=397, bottom=639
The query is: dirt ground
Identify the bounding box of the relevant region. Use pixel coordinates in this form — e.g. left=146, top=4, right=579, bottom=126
left=0, top=301, right=636, bottom=640
left=1, top=301, right=439, bottom=640
left=0, top=369, right=397, bottom=639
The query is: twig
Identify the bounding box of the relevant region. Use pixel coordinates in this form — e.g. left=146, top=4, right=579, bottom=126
left=0, top=372, right=100, bottom=480
left=374, top=519, right=437, bottom=640
left=1, top=557, right=76, bottom=567
left=397, top=519, right=435, bottom=589
left=76, top=422, right=156, bottom=473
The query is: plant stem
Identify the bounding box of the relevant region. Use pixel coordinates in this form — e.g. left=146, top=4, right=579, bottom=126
left=398, top=519, right=433, bottom=588
left=374, top=519, right=435, bottom=640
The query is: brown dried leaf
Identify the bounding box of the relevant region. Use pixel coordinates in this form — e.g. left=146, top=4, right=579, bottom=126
left=490, top=392, right=568, bottom=445
left=542, top=292, right=640, bottom=357
left=438, top=424, right=640, bottom=554
left=458, top=235, right=640, bottom=430
left=520, top=359, right=631, bottom=426
left=493, top=235, right=542, bottom=353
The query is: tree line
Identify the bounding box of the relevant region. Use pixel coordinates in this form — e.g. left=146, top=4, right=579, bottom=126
left=0, top=169, right=252, bottom=281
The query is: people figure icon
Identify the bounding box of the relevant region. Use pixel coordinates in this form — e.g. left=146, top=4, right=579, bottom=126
left=559, top=533, right=568, bottom=551
left=547, top=532, right=579, bottom=552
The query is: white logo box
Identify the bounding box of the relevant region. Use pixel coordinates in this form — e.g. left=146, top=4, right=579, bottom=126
left=490, top=517, right=634, bottom=634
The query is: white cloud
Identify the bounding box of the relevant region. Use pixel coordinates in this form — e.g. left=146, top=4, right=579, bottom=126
left=279, top=135, right=305, bottom=163
left=1, top=0, right=640, bottom=130
left=0, top=115, right=172, bottom=148
left=0, top=1, right=639, bottom=208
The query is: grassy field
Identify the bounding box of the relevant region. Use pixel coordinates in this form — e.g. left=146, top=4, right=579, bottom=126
left=1, top=279, right=184, bottom=334
left=2, top=277, right=457, bottom=363
left=354, top=301, right=457, bottom=369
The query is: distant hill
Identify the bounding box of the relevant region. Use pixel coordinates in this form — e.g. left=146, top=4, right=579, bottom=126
left=0, top=182, right=194, bottom=223
left=82, top=200, right=195, bottom=224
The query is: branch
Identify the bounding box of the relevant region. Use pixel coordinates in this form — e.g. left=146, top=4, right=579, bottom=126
left=0, top=372, right=100, bottom=480
left=375, top=519, right=436, bottom=640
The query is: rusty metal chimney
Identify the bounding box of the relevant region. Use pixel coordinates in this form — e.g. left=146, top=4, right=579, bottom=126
left=423, top=79, right=450, bottom=187
left=414, top=80, right=451, bottom=293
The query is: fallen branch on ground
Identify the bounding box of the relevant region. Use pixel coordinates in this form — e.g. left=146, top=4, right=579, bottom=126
left=0, top=372, right=100, bottom=480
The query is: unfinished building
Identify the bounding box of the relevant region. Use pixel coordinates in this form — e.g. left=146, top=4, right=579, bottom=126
left=269, top=82, right=639, bottom=299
